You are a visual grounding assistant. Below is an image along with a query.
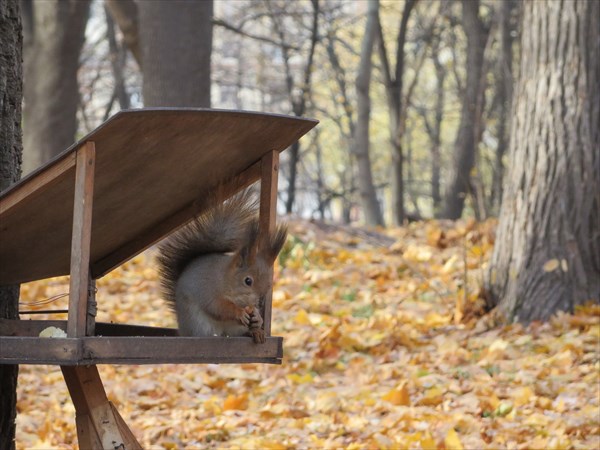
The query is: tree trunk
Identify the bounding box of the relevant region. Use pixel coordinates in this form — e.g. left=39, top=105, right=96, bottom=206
left=325, top=35, right=357, bottom=224
left=430, top=37, right=445, bottom=216
left=280, top=0, right=319, bottom=214
left=490, top=0, right=516, bottom=213
left=486, top=0, right=600, bottom=322
left=21, top=0, right=91, bottom=175
left=104, top=5, right=130, bottom=116
left=377, top=0, right=417, bottom=225
left=0, top=0, right=23, bottom=447
left=441, top=0, right=487, bottom=219
left=138, top=0, right=213, bottom=107
left=353, top=0, right=384, bottom=227
left=105, top=0, right=141, bottom=67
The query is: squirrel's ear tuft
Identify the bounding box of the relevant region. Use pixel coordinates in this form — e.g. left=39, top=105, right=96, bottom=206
left=267, top=223, right=287, bottom=263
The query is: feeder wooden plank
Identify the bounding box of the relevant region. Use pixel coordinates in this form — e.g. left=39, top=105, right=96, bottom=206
left=81, top=336, right=283, bottom=364
left=0, top=108, right=317, bottom=284
left=0, top=336, right=282, bottom=365
left=0, top=337, right=80, bottom=364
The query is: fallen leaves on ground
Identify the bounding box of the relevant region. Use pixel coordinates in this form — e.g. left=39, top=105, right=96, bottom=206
left=15, top=219, right=600, bottom=449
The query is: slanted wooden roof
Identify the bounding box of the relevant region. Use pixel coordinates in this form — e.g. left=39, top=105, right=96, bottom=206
left=0, top=108, right=317, bottom=285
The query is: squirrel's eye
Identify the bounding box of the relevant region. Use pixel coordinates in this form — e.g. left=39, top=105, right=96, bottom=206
left=244, top=276, right=253, bottom=287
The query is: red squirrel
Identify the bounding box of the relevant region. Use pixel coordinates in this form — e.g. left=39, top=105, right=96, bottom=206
left=157, top=189, right=287, bottom=343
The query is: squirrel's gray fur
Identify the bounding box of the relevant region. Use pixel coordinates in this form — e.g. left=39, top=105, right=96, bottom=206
left=156, top=188, right=287, bottom=341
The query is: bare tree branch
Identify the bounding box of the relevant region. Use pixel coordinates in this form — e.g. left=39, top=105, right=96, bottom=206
left=212, top=17, right=301, bottom=51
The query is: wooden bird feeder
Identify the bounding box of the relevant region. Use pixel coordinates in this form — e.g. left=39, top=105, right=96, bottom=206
left=0, top=108, right=317, bottom=448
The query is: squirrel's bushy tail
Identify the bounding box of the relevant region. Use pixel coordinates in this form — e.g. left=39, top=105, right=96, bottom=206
left=157, top=188, right=259, bottom=305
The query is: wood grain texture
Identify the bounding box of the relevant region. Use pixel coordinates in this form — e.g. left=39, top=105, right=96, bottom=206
left=0, top=109, right=317, bottom=284
left=0, top=335, right=283, bottom=365
left=259, top=151, right=280, bottom=336
left=68, top=142, right=96, bottom=337
left=486, top=0, right=600, bottom=321
left=92, top=160, right=261, bottom=278
left=61, top=365, right=142, bottom=449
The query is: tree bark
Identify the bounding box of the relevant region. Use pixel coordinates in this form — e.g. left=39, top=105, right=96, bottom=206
left=441, top=0, right=487, bottom=219
left=486, top=0, right=600, bottom=322
left=353, top=0, right=384, bottom=226
left=104, top=0, right=141, bottom=67
left=21, top=0, right=91, bottom=175
left=138, top=0, right=213, bottom=107
left=0, top=0, right=22, bottom=447
left=104, top=5, right=130, bottom=116
left=490, top=0, right=516, bottom=213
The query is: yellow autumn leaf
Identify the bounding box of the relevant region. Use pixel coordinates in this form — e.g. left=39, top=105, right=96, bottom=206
left=418, top=386, right=444, bottom=406
left=223, top=393, right=248, bottom=411
left=287, top=373, right=313, bottom=384
left=512, top=386, right=534, bottom=407
left=259, top=440, right=288, bottom=450
left=444, top=428, right=464, bottom=450
left=419, top=432, right=437, bottom=450
left=543, top=258, right=560, bottom=272
left=382, top=382, right=411, bottom=406
left=470, top=245, right=484, bottom=257
left=294, top=309, right=311, bottom=325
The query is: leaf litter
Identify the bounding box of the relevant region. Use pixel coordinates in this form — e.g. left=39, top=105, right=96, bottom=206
left=15, top=219, right=600, bottom=449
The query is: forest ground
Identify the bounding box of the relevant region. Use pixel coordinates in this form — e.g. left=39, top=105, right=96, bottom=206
left=15, top=219, right=600, bottom=449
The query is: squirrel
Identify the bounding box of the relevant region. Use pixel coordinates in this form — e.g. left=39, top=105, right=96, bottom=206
left=157, top=188, right=287, bottom=344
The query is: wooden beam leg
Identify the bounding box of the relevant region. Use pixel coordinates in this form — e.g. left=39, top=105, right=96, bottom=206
left=61, top=365, right=142, bottom=450
left=259, top=150, right=280, bottom=336
left=68, top=141, right=96, bottom=337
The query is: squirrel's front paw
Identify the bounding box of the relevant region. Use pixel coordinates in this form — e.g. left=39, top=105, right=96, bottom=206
left=250, top=328, right=266, bottom=344
left=237, top=308, right=251, bottom=327
left=248, top=307, right=263, bottom=330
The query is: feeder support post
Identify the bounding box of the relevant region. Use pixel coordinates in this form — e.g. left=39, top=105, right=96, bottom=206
left=259, top=150, right=280, bottom=336
left=67, top=141, right=96, bottom=337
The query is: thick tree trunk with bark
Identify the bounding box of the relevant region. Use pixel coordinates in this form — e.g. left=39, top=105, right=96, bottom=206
left=487, top=0, right=600, bottom=322
left=138, top=0, right=213, bottom=107
left=0, top=0, right=22, bottom=447
left=353, top=0, right=384, bottom=226
left=21, top=0, right=90, bottom=174
left=442, top=0, right=487, bottom=219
